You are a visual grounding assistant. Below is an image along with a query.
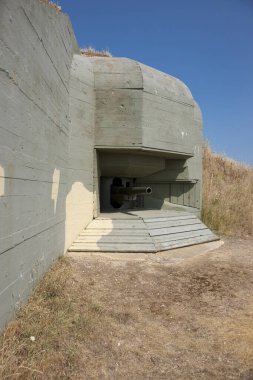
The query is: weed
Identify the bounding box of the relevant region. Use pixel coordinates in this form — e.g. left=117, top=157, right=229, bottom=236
left=80, top=47, right=112, bottom=57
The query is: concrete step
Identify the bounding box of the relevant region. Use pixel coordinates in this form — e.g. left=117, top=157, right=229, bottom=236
left=68, top=210, right=219, bottom=253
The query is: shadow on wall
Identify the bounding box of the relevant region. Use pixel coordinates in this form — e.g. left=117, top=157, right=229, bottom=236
left=0, top=160, right=93, bottom=331
left=0, top=54, right=94, bottom=331
left=64, top=54, right=95, bottom=251
left=0, top=165, right=4, bottom=196
left=0, top=164, right=58, bottom=323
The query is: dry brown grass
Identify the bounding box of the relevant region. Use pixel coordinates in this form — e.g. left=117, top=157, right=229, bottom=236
left=1, top=238, right=253, bottom=379
left=81, top=47, right=112, bottom=58
left=0, top=257, right=115, bottom=379
left=39, top=0, right=61, bottom=12
left=202, top=144, right=253, bottom=236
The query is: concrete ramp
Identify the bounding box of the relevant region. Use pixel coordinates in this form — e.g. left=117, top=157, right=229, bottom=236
left=68, top=210, right=219, bottom=253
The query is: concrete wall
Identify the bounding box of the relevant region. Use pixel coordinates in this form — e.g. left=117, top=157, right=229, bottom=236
left=92, top=58, right=143, bottom=148
left=140, top=62, right=195, bottom=155
left=92, top=57, right=199, bottom=156
left=0, top=0, right=203, bottom=331
left=136, top=101, right=203, bottom=211
left=0, top=0, right=94, bottom=331
left=65, top=55, right=95, bottom=250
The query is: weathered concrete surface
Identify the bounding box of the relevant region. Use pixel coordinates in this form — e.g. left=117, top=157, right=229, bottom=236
left=69, top=239, right=224, bottom=264
left=65, top=55, right=95, bottom=250
left=0, top=0, right=94, bottom=331
left=92, top=57, right=199, bottom=155
left=69, top=211, right=219, bottom=253
left=0, top=0, right=205, bottom=332
left=92, top=57, right=202, bottom=211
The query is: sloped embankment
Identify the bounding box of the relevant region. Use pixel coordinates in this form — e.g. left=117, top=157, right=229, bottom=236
left=202, top=144, right=253, bottom=236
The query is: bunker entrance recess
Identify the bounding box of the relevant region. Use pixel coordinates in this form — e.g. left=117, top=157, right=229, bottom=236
left=97, top=149, right=200, bottom=214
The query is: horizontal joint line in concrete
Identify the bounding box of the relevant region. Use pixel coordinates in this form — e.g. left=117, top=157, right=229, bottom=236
left=143, top=90, right=194, bottom=107
left=0, top=219, right=65, bottom=257
left=150, top=226, right=208, bottom=235
left=96, top=87, right=143, bottom=90
left=140, top=180, right=198, bottom=184
left=1, top=176, right=67, bottom=184
left=144, top=219, right=197, bottom=225
left=0, top=264, right=36, bottom=298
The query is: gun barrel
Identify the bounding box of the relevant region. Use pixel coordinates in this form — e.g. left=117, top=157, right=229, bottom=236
left=111, top=186, right=152, bottom=196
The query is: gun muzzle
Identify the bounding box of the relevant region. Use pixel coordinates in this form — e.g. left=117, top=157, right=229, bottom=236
left=111, top=186, right=152, bottom=196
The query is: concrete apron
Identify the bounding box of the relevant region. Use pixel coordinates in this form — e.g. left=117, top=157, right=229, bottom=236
left=68, top=210, right=219, bottom=253
left=68, top=240, right=224, bottom=266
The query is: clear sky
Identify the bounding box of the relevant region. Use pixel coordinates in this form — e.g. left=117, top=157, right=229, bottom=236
left=59, top=0, right=253, bottom=165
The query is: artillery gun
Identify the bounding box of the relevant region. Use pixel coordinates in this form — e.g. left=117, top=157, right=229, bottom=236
left=111, top=185, right=152, bottom=209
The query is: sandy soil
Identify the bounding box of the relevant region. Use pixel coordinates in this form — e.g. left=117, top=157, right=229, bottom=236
left=1, top=237, right=253, bottom=379
left=67, top=237, right=253, bottom=379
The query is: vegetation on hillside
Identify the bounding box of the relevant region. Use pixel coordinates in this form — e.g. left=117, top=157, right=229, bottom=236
left=202, top=144, right=253, bottom=236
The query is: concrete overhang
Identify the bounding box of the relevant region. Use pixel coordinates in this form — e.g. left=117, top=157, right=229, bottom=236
left=95, top=146, right=194, bottom=159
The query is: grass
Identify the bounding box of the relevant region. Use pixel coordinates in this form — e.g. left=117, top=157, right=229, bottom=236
left=0, top=258, right=74, bottom=378
left=0, top=256, right=140, bottom=379
left=80, top=47, right=112, bottom=57
left=39, top=0, right=61, bottom=12
left=202, top=144, right=253, bottom=236
left=1, top=238, right=253, bottom=379
left=0, top=257, right=106, bottom=379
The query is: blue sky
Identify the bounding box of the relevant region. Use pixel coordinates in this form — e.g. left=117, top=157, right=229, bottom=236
left=60, top=0, right=253, bottom=165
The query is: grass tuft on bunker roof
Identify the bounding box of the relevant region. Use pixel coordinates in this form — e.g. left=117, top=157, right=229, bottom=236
left=80, top=47, right=112, bottom=58
left=39, top=0, right=61, bottom=12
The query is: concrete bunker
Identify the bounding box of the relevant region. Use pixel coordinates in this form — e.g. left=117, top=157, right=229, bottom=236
left=0, top=0, right=217, bottom=331
left=91, top=57, right=202, bottom=215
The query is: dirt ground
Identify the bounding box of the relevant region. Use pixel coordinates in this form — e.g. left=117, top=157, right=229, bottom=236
left=1, top=237, right=253, bottom=379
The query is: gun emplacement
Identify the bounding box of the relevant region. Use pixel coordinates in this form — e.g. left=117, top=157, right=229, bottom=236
left=111, top=186, right=152, bottom=196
